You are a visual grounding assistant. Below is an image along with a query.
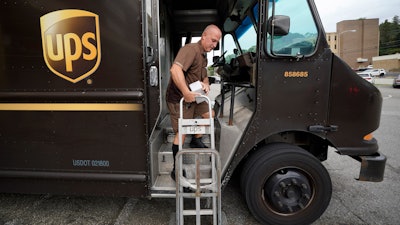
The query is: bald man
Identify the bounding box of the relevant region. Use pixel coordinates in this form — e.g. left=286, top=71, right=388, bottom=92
left=166, top=25, right=222, bottom=180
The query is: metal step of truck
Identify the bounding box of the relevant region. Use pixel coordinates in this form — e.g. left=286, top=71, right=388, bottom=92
left=151, top=136, right=212, bottom=197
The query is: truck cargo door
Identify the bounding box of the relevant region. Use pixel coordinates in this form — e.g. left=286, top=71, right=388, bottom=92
left=0, top=0, right=149, bottom=196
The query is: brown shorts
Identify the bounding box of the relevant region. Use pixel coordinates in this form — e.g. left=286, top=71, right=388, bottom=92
left=167, top=101, right=211, bottom=133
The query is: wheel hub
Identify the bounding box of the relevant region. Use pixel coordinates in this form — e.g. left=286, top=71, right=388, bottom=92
left=264, top=169, right=313, bottom=214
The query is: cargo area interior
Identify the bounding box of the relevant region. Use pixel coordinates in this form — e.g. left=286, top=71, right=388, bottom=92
left=150, top=0, right=257, bottom=195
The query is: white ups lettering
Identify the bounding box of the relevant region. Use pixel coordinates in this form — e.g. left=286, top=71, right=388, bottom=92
left=72, top=160, right=110, bottom=167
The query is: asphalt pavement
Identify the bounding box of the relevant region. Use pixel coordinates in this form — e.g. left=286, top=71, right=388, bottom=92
left=314, top=84, right=400, bottom=225
left=374, top=77, right=395, bottom=85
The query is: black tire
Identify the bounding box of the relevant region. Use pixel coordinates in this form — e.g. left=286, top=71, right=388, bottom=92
left=241, top=143, right=332, bottom=225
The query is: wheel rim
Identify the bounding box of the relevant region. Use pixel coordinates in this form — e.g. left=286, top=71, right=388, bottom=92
left=264, top=168, right=314, bottom=215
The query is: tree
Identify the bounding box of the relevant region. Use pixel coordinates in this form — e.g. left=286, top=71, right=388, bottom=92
left=379, top=16, right=400, bottom=55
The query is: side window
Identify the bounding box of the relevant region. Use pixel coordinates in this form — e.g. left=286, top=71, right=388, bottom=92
left=145, top=0, right=155, bottom=63
left=223, top=34, right=237, bottom=64
left=267, top=0, right=318, bottom=57
left=253, top=3, right=259, bottom=23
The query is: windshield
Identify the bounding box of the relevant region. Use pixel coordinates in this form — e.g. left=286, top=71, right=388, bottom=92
left=223, top=3, right=258, bottom=64
left=235, top=15, right=257, bottom=54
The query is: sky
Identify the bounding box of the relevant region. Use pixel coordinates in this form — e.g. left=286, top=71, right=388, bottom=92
left=314, top=0, right=400, bottom=32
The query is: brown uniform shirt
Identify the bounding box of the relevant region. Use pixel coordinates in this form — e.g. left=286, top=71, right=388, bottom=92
left=166, top=41, right=207, bottom=103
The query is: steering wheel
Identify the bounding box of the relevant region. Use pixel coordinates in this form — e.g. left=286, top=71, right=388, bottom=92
left=211, top=50, right=227, bottom=67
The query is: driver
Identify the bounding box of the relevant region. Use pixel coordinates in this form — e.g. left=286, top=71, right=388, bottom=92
left=166, top=24, right=222, bottom=180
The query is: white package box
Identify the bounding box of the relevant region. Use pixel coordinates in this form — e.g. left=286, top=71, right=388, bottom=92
left=189, top=81, right=206, bottom=103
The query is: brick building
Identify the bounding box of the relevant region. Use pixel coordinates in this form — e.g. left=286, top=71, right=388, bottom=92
left=373, top=53, right=400, bottom=71
left=326, top=32, right=338, bottom=54
left=326, top=18, right=379, bottom=70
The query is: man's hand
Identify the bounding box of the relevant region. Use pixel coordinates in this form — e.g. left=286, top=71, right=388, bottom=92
left=201, top=82, right=210, bottom=94
left=182, top=91, right=200, bottom=103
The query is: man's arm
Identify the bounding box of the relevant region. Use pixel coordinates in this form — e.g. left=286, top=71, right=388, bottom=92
left=170, top=63, right=199, bottom=102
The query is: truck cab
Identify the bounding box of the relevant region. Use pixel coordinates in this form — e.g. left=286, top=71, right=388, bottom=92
left=0, top=0, right=386, bottom=224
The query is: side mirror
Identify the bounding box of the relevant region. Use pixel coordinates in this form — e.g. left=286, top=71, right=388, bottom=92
left=208, top=76, right=218, bottom=84
left=211, top=50, right=227, bottom=67
left=213, top=56, right=221, bottom=64
left=267, top=15, right=290, bottom=36
left=214, top=42, right=220, bottom=51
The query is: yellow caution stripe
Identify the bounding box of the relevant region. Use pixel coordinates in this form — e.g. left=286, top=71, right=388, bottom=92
left=0, top=103, right=143, bottom=111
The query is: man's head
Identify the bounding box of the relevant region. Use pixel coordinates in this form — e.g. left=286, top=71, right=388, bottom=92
left=201, top=25, right=222, bottom=52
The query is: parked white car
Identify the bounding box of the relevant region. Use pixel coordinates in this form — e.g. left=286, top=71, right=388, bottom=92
left=358, top=72, right=375, bottom=84
left=393, top=74, right=400, bottom=88
left=363, top=69, right=386, bottom=77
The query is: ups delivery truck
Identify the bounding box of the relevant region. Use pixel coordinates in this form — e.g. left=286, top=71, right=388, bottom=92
left=0, top=0, right=386, bottom=224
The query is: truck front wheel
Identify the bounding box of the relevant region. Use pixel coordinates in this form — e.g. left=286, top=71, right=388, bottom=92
left=241, top=143, right=332, bottom=225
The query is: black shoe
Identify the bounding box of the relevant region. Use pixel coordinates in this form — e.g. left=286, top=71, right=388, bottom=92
left=170, top=170, right=176, bottom=181
left=170, top=169, right=186, bottom=181
left=190, top=137, right=208, bottom=148
left=183, top=187, right=194, bottom=193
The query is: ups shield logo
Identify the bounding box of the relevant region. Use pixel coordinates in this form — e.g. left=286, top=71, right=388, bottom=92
left=40, top=10, right=101, bottom=83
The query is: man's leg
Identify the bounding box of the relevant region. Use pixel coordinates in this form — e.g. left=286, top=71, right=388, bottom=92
left=171, top=133, right=186, bottom=180
left=189, top=102, right=215, bottom=148
left=167, top=102, right=184, bottom=180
